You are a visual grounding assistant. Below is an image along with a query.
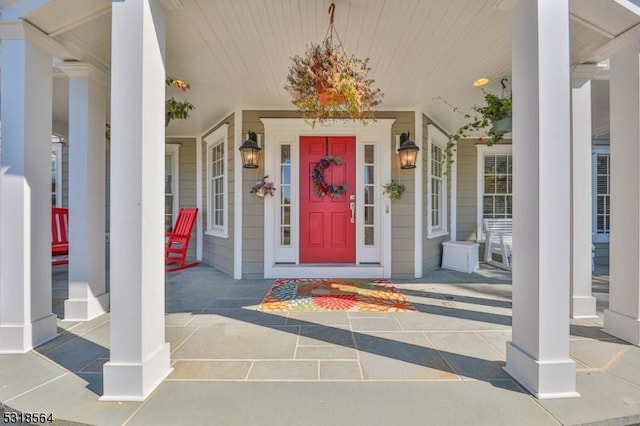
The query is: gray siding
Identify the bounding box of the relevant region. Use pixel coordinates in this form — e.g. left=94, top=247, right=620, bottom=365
left=61, top=142, right=69, bottom=208
left=421, top=116, right=449, bottom=273
left=594, top=242, right=609, bottom=266
left=202, top=114, right=235, bottom=277
left=240, top=111, right=293, bottom=278
left=386, top=111, right=416, bottom=278
left=166, top=137, right=197, bottom=261
left=455, top=139, right=479, bottom=242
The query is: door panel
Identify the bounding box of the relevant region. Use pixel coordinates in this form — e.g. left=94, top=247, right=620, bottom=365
left=300, top=136, right=356, bottom=263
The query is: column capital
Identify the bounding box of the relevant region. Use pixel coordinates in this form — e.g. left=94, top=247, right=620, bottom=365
left=0, top=20, right=76, bottom=60
left=57, top=61, right=108, bottom=87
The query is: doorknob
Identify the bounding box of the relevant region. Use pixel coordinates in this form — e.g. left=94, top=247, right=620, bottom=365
left=350, top=201, right=355, bottom=223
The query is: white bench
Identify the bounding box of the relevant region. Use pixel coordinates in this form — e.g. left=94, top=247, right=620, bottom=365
left=483, top=218, right=512, bottom=271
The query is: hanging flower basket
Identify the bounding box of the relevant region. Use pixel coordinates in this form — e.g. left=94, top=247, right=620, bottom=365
left=382, top=180, right=405, bottom=201
left=492, top=115, right=512, bottom=136
left=166, top=77, right=195, bottom=126
left=250, top=175, right=276, bottom=199
left=285, top=3, right=383, bottom=127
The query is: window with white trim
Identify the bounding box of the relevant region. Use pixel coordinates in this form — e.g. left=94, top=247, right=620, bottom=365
left=427, top=125, right=448, bottom=237
left=592, top=147, right=610, bottom=243
left=477, top=145, right=512, bottom=240
left=51, top=137, right=64, bottom=207
left=165, top=144, right=180, bottom=232
left=205, top=125, right=229, bottom=237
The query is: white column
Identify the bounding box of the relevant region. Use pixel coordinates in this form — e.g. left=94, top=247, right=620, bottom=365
left=570, top=80, right=597, bottom=318
left=505, top=0, right=578, bottom=398
left=603, top=42, right=640, bottom=345
left=0, top=22, right=58, bottom=352
left=59, top=62, right=109, bottom=321
left=101, top=0, right=171, bottom=401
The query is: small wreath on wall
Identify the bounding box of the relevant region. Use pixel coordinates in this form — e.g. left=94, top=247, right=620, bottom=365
left=311, top=156, right=348, bottom=198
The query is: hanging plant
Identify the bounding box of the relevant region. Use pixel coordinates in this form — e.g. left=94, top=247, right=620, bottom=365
left=311, top=156, right=348, bottom=198
left=250, top=175, right=276, bottom=199
left=382, top=180, right=405, bottom=201
left=436, top=78, right=512, bottom=167
left=285, top=3, right=383, bottom=127
left=166, top=77, right=195, bottom=123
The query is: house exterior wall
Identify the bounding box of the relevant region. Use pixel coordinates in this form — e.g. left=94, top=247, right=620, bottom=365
left=240, top=110, right=415, bottom=279
left=167, top=137, right=197, bottom=261
left=201, top=114, right=235, bottom=276
left=421, top=117, right=450, bottom=273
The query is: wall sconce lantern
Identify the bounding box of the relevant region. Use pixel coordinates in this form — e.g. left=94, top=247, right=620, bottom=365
left=239, top=131, right=261, bottom=169
left=397, top=131, right=419, bottom=169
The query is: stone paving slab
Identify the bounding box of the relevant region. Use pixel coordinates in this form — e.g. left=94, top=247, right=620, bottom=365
left=569, top=337, right=631, bottom=369
left=354, top=331, right=459, bottom=380
left=319, top=361, right=363, bottom=380
left=539, top=372, right=640, bottom=426
left=295, top=345, right=359, bottom=360
left=126, top=381, right=559, bottom=426
left=426, top=332, right=509, bottom=380
left=0, top=353, right=67, bottom=402
left=248, top=360, right=318, bottom=380
left=6, top=372, right=139, bottom=426
left=168, top=360, right=253, bottom=380
left=172, top=325, right=300, bottom=360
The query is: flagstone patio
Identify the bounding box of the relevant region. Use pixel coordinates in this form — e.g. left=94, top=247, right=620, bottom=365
left=1, top=263, right=639, bottom=425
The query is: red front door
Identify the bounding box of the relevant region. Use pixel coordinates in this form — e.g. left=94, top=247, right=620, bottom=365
left=300, top=136, right=356, bottom=263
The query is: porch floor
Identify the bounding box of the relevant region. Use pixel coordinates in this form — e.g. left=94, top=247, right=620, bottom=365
left=2, top=264, right=638, bottom=425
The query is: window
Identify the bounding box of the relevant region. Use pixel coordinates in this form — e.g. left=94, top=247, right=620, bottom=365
left=477, top=145, right=512, bottom=240
left=165, top=144, right=180, bottom=231
left=279, top=144, right=292, bottom=246
left=592, top=148, right=610, bottom=242
left=427, top=125, right=448, bottom=237
left=205, top=124, right=229, bottom=237
left=363, top=144, right=375, bottom=245
left=51, top=137, right=64, bottom=207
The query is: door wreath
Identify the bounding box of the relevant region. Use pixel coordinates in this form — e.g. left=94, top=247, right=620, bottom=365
left=311, top=155, right=348, bottom=198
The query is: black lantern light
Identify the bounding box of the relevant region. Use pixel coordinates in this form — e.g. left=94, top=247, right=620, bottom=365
left=397, top=132, right=419, bottom=169
left=239, top=131, right=261, bottom=169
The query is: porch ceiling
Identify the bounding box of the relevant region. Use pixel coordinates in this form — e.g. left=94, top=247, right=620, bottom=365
left=10, top=0, right=640, bottom=137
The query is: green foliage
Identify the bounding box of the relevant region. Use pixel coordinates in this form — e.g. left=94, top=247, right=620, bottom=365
left=165, top=78, right=195, bottom=121
left=443, top=78, right=512, bottom=169
left=166, top=97, right=195, bottom=120
left=382, top=180, right=406, bottom=201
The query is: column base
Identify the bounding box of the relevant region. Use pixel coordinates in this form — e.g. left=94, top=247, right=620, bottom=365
left=570, top=295, right=597, bottom=318
left=63, top=292, right=110, bottom=322
left=604, top=309, right=640, bottom=345
left=100, top=343, right=172, bottom=401
left=0, top=314, right=58, bottom=353
left=505, top=342, right=579, bottom=399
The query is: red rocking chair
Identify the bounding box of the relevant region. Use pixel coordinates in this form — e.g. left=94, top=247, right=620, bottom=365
left=165, top=207, right=199, bottom=272
left=52, top=207, right=69, bottom=265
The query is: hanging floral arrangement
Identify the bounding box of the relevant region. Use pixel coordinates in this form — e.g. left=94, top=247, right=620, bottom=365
left=166, top=77, right=195, bottom=124
left=311, top=156, right=348, bottom=198
left=250, top=175, right=276, bottom=199
left=285, top=3, right=383, bottom=127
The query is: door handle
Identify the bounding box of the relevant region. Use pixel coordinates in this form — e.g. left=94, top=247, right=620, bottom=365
left=350, top=202, right=355, bottom=223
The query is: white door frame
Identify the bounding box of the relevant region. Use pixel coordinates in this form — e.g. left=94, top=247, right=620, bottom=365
left=261, top=118, right=395, bottom=278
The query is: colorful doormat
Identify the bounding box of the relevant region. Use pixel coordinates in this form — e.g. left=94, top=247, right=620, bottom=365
left=257, top=279, right=417, bottom=312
